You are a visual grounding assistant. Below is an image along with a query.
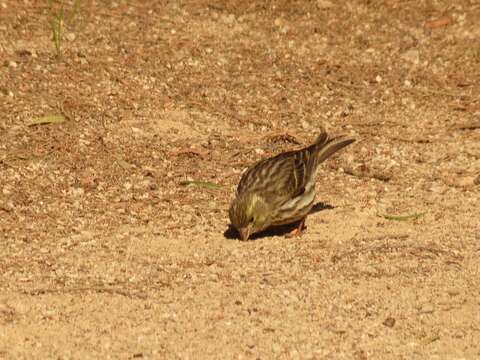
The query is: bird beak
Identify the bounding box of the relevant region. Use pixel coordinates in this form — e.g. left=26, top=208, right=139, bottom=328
left=239, top=227, right=251, bottom=241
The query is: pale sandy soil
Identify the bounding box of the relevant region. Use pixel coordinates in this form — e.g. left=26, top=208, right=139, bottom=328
left=1, top=1, right=479, bottom=359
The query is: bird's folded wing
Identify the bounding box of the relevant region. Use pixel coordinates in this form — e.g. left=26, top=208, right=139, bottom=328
left=237, top=149, right=312, bottom=203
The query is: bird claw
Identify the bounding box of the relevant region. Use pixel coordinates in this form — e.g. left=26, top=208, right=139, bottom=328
left=285, top=218, right=306, bottom=238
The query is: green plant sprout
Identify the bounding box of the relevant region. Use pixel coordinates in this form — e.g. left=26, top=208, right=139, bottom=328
left=48, top=0, right=81, bottom=57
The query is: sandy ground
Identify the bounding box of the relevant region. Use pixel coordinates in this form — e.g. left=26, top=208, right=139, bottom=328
left=1, top=0, right=479, bottom=359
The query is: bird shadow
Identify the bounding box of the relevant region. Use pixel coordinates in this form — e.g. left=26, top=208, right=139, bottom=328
left=224, top=201, right=334, bottom=241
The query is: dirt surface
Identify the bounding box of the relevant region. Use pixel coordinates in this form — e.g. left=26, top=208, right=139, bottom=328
left=1, top=0, right=480, bottom=359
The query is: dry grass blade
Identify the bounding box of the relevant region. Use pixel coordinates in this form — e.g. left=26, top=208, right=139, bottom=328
left=420, top=333, right=441, bottom=346
left=453, top=120, right=480, bottom=131
left=381, top=212, right=426, bottom=221
left=115, top=158, right=135, bottom=171
left=28, top=114, right=65, bottom=126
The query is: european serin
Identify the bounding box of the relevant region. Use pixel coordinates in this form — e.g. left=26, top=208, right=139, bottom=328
left=229, top=130, right=355, bottom=240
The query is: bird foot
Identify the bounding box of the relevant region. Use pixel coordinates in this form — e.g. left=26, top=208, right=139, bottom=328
left=285, top=218, right=306, bottom=238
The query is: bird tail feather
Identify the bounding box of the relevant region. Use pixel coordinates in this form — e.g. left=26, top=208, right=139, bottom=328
left=315, top=134, right=356, bottom=164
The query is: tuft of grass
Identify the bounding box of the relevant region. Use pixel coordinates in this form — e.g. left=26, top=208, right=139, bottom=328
left=48, top=0, right=81, bottom=57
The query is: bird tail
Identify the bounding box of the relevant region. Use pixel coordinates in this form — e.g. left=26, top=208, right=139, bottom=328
left=314, top=131, right=329, bottom=147
left=313, top=131, right=356, bottom=165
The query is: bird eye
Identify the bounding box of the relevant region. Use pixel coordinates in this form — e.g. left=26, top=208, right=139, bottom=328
left=249, top=217, right=254, bottom=223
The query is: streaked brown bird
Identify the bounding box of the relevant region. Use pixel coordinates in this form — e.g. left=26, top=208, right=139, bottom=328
left=229, top=130, right=355, bottom=241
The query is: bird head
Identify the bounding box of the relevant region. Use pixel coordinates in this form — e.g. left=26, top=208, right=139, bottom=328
left=229, top=192, right=272, bottom=241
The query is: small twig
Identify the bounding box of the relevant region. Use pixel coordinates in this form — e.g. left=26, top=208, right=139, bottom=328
left=264, top=132, right=301, bottom=145
left=22, top=286, right=150, bottom=299
left=410, top=87, right=472, bottom=99
left=328, top=79, right=365, bottom=90
left=389, top=136, right=432, bottom=144
left=421, top=334, right=441, bottom=346
left=169, top=149, right=207, bottom=159
left=332, top=242, right=463, bottom=264
left=179, top=180, right=222, bottom=189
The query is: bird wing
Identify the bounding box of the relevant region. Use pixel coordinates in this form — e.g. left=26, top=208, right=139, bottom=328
left=237, top=132, right=355, bottom=203
left=237, top=147, right=314, bottom=202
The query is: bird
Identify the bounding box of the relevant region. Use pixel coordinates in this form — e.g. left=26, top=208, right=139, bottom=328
left=229, top=130, right=355, bottom=241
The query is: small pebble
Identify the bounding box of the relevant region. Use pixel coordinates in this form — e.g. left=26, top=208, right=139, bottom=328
left=383, top=317, right=396, bottom=328
left=66, top=32, right=76, bottom=41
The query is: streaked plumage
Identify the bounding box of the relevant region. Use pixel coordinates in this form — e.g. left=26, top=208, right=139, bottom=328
left=229, top=130, right=355, bottom=240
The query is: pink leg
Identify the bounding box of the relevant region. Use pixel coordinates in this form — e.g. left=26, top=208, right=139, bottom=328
left=285, top=217, right=306, bottom=238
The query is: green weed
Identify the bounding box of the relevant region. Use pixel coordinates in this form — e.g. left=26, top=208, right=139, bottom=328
left=48, top=0, right=81, bottom=57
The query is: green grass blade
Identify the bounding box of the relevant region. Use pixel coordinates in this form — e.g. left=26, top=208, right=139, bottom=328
left=28, top=115, right=65, bottom=126
left=179, top=180, right=222, bottom=189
